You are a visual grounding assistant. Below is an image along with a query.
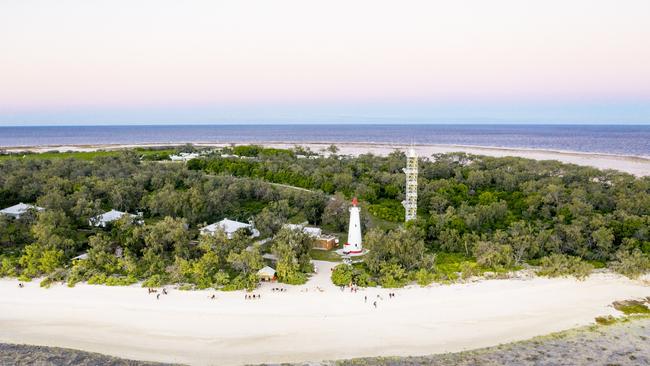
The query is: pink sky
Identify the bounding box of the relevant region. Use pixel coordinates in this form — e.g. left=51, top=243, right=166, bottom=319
left=1, top=0, right=649, bottom=124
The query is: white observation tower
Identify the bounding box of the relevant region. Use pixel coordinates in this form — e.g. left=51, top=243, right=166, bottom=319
left=343, top=197, right=363, bottom=254
left=402, top=148, right=418, bottom=222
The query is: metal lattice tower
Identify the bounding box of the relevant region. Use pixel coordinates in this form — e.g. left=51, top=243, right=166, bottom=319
left=402, top=148, right=418, bottom=222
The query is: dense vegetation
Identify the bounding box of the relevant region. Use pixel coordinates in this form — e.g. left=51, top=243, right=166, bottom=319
left=188, top=145, right=650, bottom=285
left=0, top=149, right=325, bottom=289
left=1, top=144, right=649, bottom=289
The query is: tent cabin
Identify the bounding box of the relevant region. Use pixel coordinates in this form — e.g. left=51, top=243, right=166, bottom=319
left=257, top=266, right=276, bottom=282
left=283, top=223, right=338, bottom=250
left=0, top=203, right=44, bottom=219
left=200, top=218, right=260, bottom=239
left=90, top=209, right=142, bottom=228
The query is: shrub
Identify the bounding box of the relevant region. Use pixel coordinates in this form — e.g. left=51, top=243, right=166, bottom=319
left=473, top=241, right=513, bottom=270
left=331, top=264, right=353, bottom=286
left=414, top=268, right=434, bottom=286
left=104, top=275, right=137, bottom=286
left=595, top=315, right=617, bottom=325
left=460, top=261, right=479, bottom=280
left=537, top=254, right=594, bottom=280
left=88, top=273, right=108, bottom=285
left=609, top=248, right=650, bottom=279
left=354, top=270, right=376, bottom=287
left=39, top=277, right=54, bottom=288
left=0, top=257, right=17, bottom=277
left=379, top=263, right=408, bottom=288
left=142, top=274, right=166, bottom=288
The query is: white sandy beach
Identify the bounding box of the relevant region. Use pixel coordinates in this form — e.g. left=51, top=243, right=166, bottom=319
left=5, top=142, right=650, bottom=177
left=0, top=261, right=648, bottom=366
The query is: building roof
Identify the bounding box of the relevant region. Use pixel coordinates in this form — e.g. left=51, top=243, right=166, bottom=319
left=201, top=218, right=260, bottom=238
left=283, top=223, right=322, bottom=238
left=170, top=152, right=200, bottom=161
left=257, top=266, right=276, bottom=277
left=91, top=209, right=136, bottom=225
left=0, top=203, right=44, bottom=216
left=72, top=253, right=89, bottom=260
left=203, top=218, right=250, bottom=233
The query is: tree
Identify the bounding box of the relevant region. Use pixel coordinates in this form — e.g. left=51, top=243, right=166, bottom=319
left=591, top=227, right=614, bottom=260
left=271, top=228, right=314, bottom=284
left=537, top=254, right=594, bottom=280
left=227, top=247, right=264, bottom=276
left=254, top=200, right=291, bottom=238
left=364, top=227, right=430, bottom=275
left=87, top=233, right=120, bottom=274
left=322, top=193, right=350, bottom=232
left=508, top=221, right=538, bottom=264
left=609, top=247, right=650, bottom=279
left=473, top=240, right=513, bottom=270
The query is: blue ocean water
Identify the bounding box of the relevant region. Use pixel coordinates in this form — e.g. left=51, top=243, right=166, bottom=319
left=0, top=124, right=648, bottom=157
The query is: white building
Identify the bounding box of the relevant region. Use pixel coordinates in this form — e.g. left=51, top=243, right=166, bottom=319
left=90, top=209, right=141, bottom=228
left=257, top=266, right=276, bottom=281
left=0, top=203, right=44, bottom=219
left=283, top=223, right=322, bottom=238
left=170, top=152, right=200, bottom=162
left=200, top=218, right=260, bottom=239
left=343, top=197, right=363, bottom=254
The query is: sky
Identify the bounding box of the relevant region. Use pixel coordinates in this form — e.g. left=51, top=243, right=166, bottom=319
left=1, top=0, right=650, bottom=126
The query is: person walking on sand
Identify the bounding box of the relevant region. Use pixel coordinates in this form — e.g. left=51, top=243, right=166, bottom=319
left=364, top=295, right=367, bottom=303
left=156, top=294, right=160, bottom=300
left=373, top=301, right=377, bottom=309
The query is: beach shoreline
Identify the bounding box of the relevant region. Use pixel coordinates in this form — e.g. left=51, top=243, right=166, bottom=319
left=1, top=261, right=648, bottom=366
left=2, top=141, right=650, bottom=176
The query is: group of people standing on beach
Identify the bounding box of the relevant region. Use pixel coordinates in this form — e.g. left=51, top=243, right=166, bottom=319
left=148, top=287, right=168, bottom=300
left=245, top=294, right=261, bottom=300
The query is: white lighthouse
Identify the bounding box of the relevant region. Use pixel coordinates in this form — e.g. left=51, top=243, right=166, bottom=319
left=343, top=197, right=363, bottom=254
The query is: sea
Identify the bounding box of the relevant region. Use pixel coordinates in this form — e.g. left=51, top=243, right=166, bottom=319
left=0, top=124, right=649, bottom=157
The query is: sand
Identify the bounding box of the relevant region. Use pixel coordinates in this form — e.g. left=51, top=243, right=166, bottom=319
left=3, top=141, right=650, bottom=176
left=0, top=261, right=648, bottom=366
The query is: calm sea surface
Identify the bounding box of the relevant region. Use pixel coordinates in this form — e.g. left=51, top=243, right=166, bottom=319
left=0, top=125, right=648, bottom=156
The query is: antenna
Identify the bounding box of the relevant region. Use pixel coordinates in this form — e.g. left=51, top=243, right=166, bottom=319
left=402, top=147, right=418, bottom=222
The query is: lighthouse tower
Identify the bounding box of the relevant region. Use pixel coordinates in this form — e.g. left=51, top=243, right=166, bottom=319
left=402, top=148, right=418, bottom=222
left=343, top=197, right=363, bottom=254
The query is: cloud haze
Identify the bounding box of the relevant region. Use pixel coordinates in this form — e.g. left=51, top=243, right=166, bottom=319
left=1, top=0, right=649, bottom=125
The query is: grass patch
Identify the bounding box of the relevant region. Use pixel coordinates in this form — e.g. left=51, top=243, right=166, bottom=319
left=309, top=249, right=342, bottom=262
left=612, top=300, right=650, bottom=315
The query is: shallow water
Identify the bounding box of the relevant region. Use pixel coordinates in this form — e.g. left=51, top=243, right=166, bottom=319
left=1, top=124, right=649, bottom=156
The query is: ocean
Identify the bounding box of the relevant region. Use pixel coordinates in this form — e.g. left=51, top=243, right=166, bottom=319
left=0, top=124, right=648, bottom=157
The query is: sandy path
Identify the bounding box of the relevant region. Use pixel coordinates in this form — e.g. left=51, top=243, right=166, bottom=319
left=4, top=141, right=650, bottom=176
left=0, top=262, right=648, bottom=365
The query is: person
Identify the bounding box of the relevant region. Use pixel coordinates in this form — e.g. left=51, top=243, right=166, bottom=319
left=156, top=294, right=160, bottom=300
left=18, top=283, right=24, bottom=288
left=163, top=288, right=168, bottom=295
left=364, top=295, right=367, bottom=303
left=373, top=301, right=377, bottom=309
